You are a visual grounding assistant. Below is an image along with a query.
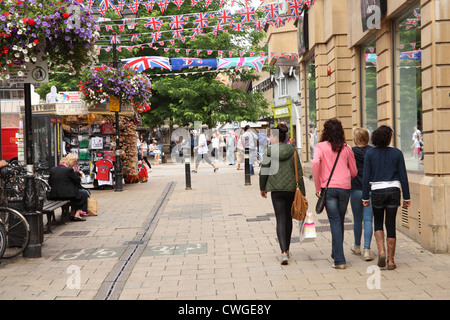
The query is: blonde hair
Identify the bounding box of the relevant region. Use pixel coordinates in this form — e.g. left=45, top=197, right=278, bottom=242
left=353, top=128, right=370, bottom=146
left=60, top=153, right=78, bottom=166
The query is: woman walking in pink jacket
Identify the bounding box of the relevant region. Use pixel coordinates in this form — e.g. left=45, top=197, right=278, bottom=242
left=312, top=119, right=357, bottom=269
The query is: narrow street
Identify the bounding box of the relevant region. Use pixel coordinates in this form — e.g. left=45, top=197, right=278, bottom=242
left=1, top=161, right=449, bottom=301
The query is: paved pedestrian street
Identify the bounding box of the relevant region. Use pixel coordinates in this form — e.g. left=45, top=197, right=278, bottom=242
left=0, top=162, right=449, bottom=301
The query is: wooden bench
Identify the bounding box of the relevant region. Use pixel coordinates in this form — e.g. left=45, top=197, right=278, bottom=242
left=42, top=200, right=71, bottom=234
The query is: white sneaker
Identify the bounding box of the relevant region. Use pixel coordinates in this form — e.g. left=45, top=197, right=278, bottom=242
left=351, top=243, right=361, bottom=255
left=363, top=249, right=374, bottom=261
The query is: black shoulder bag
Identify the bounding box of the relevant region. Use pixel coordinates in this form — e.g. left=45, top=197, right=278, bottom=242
left=315, top=149, right=341, bottom=214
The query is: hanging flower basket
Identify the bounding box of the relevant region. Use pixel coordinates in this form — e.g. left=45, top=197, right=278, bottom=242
left=0, top=0, right=99, bottom=79
left=79, top=64, right=152, bottom=113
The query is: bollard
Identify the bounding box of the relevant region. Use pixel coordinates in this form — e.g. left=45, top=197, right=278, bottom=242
left=22, top=173, right=42, bottom=258
left=184, top=146, right=192, bottom=190
left=244, top=147, right=251, bottom=186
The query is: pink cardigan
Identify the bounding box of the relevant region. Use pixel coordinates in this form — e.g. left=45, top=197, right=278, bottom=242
left=312, top=142, right=357, bottom=193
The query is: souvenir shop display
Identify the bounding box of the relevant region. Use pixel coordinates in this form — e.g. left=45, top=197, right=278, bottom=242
left=61, top=112, right=139, bottom=189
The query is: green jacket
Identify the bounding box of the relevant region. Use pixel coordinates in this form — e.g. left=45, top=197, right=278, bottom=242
left=259, top=143, right=306, bottom=196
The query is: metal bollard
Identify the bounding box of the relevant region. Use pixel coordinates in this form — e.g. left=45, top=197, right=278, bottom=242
left=22, top=173, right=42, bottom=258
left=244, top=147, right=251, bottom=186
left=184, top=146, right=192, bottom=190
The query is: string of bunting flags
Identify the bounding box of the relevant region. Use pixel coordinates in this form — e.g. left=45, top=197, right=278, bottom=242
left=80, top=0, right=316, bottom=17
left=120, top=55, right=268, bottom=72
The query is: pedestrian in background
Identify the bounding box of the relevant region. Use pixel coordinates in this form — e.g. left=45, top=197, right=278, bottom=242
left=362, top=125, right=410, bottom=270
left=226, top=130, right=236, bottom=165
left=236, top=130, right=244, bottom=170
left=242, top=125, right=258, bottom=175
left=260, top=123, right=305, bottom=265
left=192, top=130, right=219, bottom=173
left=350, top=128, right=373, bottom=261
left=152, top=127, right=163, bottom=159
left=312, top=119, right=357, bottom=269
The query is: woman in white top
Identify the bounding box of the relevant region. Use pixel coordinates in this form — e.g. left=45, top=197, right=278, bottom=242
left=192, top=131, right=218, bottom=173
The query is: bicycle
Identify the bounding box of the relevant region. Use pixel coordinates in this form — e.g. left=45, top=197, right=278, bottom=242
left=0, top=223, right=6, bottom=259
left=0, top=206, right=30, bottom=259
left=0, top=164, right=31, bottom=259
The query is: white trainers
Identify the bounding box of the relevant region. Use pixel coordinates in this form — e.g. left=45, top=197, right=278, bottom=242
left=363, top=249, right=374, bottom=261
left=351, top=243, right=361, bottom=255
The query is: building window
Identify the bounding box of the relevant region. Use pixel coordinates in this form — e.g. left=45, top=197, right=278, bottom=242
left=361, top=39, right=378, bottom=135
left=279, top=75, right=288, bottom=97
left=394, top=3, right=423, bottom=171
left=307, top=58, right=317, bottom=161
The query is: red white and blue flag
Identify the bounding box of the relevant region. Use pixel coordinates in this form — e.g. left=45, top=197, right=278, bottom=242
left=217, top=9, right=232, bottom=24
left=194, top=13, right=209, bottom=28
left=122, top=56, right=172, bottom=71
left=238, top=6, right=256, bottom=22
left=264, top=3, right=280, bottom=19
left=217, top=56, right=267, bottom=72
left=144, top=17, right=163, bottom=30
left=170, top=58, right=217, bottom=70
left=170, top=15, right=186, bottom=29
left=142, top=0, right=155, bottom=12
left=127, top=0, right=141, bottom=13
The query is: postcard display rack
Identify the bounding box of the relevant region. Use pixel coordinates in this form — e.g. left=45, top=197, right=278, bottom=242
left=62, top=114, right=138, bottom=189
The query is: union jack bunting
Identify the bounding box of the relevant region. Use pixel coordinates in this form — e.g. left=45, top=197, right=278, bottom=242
left=122, top=56, right=172, bottom=72
left=264, top=3, right=280, bottom=19
left=127, top=0, right=141, bottom=13
left=238, top=6, right=256, bottom=22
left=170, top=15, right=186, bottom=29
left=192, top=27, right=203, bottom=36
left=118, top=24, right=126, bottom=32
left=110, top=34, right=121, bottom=44
left=142, top=0, right=155, bottom=12
left=217, top=56, right=267, bottom=72
left=156, top=0, right=170, bottom=13
left=191, top=0, right=199, bottom=6
left=112, top=5, right=123, bottom=16
left=172, top=29, right=183, bottom=39
left=144, top=17, right=163, bottom=31
left=172, top=0, right=184, bottom=9
left=253, top=19, right=266, bottom=31
left=116, top=0, right=127, bottom=11
left=84, top=0, right=95, bottom=10
left=233, top=22, right=244, bottom=32
left=105, top=25, right=113, bottom=32
left=204, top=0, right=212, bottom=8
left=150, top=32, right=162, bottom=42
left=217, top=9, right=232, bottom=24
left=98, top=0, right=115, bottom=9
left=130, top=33, right=140, bottom=42
left=194, top=13, right=209, bottom=28
left=288, top=0, right=302, bottom=17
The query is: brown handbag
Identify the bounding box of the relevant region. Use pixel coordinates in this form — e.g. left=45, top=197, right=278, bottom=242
left=291, top=151, right=308, bottom=221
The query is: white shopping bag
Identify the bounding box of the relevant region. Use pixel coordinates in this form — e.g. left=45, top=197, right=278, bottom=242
left=299, top=211, right=317, bottom=243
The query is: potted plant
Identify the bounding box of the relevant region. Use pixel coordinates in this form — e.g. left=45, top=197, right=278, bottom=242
left=78, top=64, right=152, bottom=113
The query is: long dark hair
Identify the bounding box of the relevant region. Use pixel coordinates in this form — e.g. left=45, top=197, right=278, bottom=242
left=320, top=118, right=345, bottom=152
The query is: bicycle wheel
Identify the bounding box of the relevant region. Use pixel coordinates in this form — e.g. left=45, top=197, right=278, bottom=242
left=0, top=207, right=30, bottom=259
left=0, top=223, right=6, bottom=259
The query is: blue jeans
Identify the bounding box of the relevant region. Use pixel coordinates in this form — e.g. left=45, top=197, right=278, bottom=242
left=325, top=188, right=351, bottom=266
left=350, top=189, right=373, bottom=250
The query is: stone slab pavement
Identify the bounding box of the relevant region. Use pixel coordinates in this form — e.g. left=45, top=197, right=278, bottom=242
left=0, top=160, right=449, bottom=301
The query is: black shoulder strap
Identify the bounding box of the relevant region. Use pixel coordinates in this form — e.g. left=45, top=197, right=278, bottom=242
left=325, top=148, right=342, bottom=188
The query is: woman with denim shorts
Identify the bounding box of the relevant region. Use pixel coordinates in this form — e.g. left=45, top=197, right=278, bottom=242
left=362, top=125, right=410, bottom=270
left=312, top=119, right=357, bottom=269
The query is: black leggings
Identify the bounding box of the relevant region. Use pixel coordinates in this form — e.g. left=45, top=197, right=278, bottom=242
left=271, top=191, right=295, bottom=253
left=373, top=206, right=398, bottom=238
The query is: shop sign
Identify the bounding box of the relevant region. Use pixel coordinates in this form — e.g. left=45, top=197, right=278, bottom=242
left=274, top=107, right=290, bottom=117
left=56, top=103, right=89, bottom=115
left=109, top=96, right=121, bottom=112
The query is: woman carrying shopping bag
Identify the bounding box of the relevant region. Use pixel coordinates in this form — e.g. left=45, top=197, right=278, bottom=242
left=312, top=119, right=357, bottom=269
left=259, top=123, right=305, bottom=265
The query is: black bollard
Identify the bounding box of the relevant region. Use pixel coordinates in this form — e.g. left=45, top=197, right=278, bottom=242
left=184, top=146, right=192, bottom=190
left=244, top=146, right=251, bottom=186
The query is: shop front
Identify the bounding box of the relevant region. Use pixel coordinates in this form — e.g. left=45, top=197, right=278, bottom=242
left=298, top=0, right=450, bottom=253
left=21, top=102, right=139, bottom=189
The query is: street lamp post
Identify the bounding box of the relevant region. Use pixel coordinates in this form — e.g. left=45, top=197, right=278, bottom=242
left=112, top=33, right=123, bottom=192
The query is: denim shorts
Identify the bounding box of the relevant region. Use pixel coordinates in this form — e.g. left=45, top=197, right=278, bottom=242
left=371, top=187, right=400, bottom=209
